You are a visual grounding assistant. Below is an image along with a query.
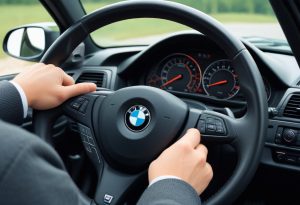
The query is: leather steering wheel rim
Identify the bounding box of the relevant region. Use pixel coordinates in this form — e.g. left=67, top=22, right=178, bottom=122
left=34, top=1, right=268, bottom=204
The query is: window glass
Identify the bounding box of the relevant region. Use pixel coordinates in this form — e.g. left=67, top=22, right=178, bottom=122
left=81, top=0, right=286, bottom=48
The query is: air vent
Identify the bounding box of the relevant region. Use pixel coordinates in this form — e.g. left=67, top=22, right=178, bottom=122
left=76, top=72, right=106, bottom=87
left=283, top=94, right=300, bottom=118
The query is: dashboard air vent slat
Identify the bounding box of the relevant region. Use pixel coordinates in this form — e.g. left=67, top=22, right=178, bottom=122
left=76, top=72, right=106, bottom=87
left=283, top=94, right=300, bottom=118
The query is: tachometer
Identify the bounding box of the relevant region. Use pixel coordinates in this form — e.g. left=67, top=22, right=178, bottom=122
left=202, top=59, right=239, bottom=100
left=146, top=53, right=202, bottom=93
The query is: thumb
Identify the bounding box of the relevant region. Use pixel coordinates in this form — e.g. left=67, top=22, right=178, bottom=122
left=62, top=83, right=97, bottom=99
left=176, top=128, right=201, bottom=148
left=62, top=73, right=75, bottom=86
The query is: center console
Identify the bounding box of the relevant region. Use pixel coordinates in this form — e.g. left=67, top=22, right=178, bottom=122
left=265, top=89, right=300, bottom=169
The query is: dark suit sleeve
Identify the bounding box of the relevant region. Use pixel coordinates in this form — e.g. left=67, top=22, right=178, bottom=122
left=0, top=120, right=91, bottom=205
left=137, top=178, right=201, bottom=205
left=0, top=80, right=24, bottom=124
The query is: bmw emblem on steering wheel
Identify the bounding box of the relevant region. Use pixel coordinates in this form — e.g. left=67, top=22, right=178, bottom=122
left=125, top=105, right=151, bottom=132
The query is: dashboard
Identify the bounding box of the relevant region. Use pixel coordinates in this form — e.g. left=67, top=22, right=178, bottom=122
left=66, top=33, right=300, bottom=173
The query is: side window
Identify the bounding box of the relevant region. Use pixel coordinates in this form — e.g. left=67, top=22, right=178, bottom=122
left=0, top=2, right=54, bottom=76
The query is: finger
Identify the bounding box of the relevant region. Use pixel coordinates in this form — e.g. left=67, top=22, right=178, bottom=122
left=62, top=72, right=75, bottom=86
left=45, top=64, right=56, bottom=69
left=204, top=162, right=213, bottom=181
left=61, top=83, right=97, bottom=99
left=49, top=65, right=74, bottom=86
left=195, top=144, right=208, bottom=156
left=195, top=144, right=208, bottom=166
left=177, top=128, right=200, bottom=148
left=33, top=63, right=45, bottom=68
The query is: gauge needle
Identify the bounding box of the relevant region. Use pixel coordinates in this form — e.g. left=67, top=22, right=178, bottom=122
left=208, top=80, right=228, bottom=88
left=161, top=74, right=183, bottom=88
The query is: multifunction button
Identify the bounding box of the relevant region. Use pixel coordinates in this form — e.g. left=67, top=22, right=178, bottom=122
left=197, top=114, right=227, bottom=136
left=78, top=124, right=101, bottom=164
left=70, top=97, right=89, bottom=113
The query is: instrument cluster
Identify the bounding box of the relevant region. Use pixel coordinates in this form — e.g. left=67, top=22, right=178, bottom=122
left=145, top=51, right=271, bottom=101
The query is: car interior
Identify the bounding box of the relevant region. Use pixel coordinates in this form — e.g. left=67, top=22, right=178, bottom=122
left=1, top=0, right=300, bottom=204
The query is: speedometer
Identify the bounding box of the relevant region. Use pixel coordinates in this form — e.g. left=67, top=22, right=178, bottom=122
left=146, top=53, right=202, bottom=93
left=202, top=59, right=240, bottom=100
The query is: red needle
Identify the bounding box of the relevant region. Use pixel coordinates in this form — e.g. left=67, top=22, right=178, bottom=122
left=161, top=74, right=183, bottom=88
left=208, top=80, right=228, bottom=88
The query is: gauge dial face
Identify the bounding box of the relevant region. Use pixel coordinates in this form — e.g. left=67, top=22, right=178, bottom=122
left=202, top=60, right=239, bottom=100
left=146, top=53, right=202, bottom=93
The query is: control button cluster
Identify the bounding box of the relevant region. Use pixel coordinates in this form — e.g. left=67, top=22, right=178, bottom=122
left=78, top=124, right=101, bottom=164
left=275, top=127, right=300, bottom=146
left=273, top=150, right=300, bottom=165
left=197, top=114, right=227, bottom=135
left=70, top=97, right=89, bottom=113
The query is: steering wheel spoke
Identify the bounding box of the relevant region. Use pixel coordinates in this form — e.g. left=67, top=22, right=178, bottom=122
left=62, top=90, right=113, bottom=170
left=63, top=90, right=113, bottom=125
left=94, top=162, right=147, bottom=205
left=185, top=108, right=243, bottom=144
left=63, top=94, right=97, bottom=125
left=197, top=110, right=238, bottom=144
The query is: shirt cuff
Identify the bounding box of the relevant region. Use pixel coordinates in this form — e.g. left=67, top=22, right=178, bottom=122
left=149, top=175, right=182, bottom=187
left=9, top=81, right=28, bottom=118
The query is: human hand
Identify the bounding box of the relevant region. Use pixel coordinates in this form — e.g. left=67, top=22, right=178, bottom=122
left=148, top=128, right=213, bottom=195
left=12, top=63, right=96, bottom=110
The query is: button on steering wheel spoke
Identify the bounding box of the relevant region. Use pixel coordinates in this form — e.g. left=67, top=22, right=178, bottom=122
left=193, top=109, right=238, bottom=144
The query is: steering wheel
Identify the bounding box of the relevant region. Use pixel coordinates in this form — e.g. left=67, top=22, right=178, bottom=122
left=33, top=1, right=268, bottom=205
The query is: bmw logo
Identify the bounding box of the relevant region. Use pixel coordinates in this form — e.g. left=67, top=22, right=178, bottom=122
left=125, top=105, right=151, bottom=132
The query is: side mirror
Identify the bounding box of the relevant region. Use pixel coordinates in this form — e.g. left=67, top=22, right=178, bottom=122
left=3, top=23, right=59, bottom=62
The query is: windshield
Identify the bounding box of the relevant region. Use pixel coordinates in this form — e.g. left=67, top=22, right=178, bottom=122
left=82, top=0, right=287, bottom=49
